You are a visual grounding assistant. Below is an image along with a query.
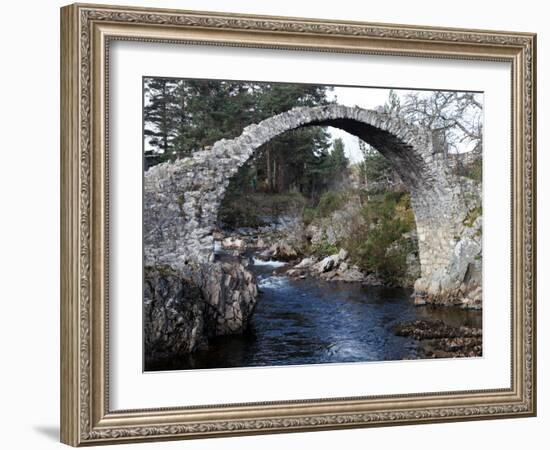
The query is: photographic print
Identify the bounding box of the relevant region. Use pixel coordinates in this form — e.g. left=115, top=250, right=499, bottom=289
left=143, top=78, right=483, bottom=372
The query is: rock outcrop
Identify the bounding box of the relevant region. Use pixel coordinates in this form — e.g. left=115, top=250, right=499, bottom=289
left=144, top=261, right=257, bottom=367
left=264, top=241, right=299, bottom=261
left=144, top=266, right=207, bottom=367
left=196, top=261, right=258, bottom=335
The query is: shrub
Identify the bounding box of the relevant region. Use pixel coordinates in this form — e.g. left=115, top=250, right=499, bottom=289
left=310, top=240, right=339, bottom=258
left=302, top=207, right=317, bottom=226
left=300, top=190, right=351, bottom=225
left=345, top=191, right=417, bottom=283
left=316, top=191, right=349, bottom=218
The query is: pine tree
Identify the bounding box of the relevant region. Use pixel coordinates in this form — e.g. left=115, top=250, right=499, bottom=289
left=143, top=78, right=337, bottom=197
left=329, top=138, right=348, bottom=175
left=143, top=78, right=178, bottom=156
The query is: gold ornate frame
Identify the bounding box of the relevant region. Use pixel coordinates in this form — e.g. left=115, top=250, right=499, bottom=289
left=60, top=3, right=536, bottom=446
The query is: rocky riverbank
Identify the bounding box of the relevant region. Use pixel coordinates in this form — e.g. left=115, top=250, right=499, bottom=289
left=285, top=250, right=384, bottom=284
left=219, top=233, right=383, bottom=285
left=394, top=319, right=482, bottom=358
left=216, top=204, right=483, bottom=312
left=215, top=212, right=414, bottom=288
left=144, top=235, right=482, bottom=369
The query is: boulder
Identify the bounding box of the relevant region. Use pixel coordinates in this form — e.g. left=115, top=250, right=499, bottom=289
left=363, top=272, right=384, bottom=286
left=269, top=241, right=298, bottom=261
left=294, top=256, right=317, bottom=269
left=338, top=248, right=349, bottom=262
left=255, top=237, right=267, bottom=249
left=221, top=236, right=246, bottom=251
left=314, top=256, right=335, bottom=273
left=329, top=266, right=366, bottom=282
left=212, top=230, right=224, bottom=241
left=286, top=269, right=301, bottom=278
left=258, top=248, right=274, bottom=260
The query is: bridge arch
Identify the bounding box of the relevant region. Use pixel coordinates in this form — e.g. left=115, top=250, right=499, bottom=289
left=144, top=104, right=471, bottom=299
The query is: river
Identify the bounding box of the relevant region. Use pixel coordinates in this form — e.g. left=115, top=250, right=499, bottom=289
left=172, top=255, right=482, bottom=371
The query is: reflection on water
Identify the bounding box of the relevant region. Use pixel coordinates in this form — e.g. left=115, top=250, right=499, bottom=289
left=165, top=257, right=481, bottom=371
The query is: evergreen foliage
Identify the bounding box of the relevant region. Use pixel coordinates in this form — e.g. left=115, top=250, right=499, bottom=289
left=145, top=78, right=351, bottom=200
left=357, top=139, right=394, bottom=186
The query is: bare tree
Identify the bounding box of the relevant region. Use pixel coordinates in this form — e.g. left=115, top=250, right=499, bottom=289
left=378, top=90, right=483, bottom=160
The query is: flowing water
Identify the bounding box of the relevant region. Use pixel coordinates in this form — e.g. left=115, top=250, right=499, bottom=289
left=172, top=256, right=482, bottom=371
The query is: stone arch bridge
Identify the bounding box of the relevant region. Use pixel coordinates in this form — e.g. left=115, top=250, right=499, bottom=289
left=144, top=105, right=480, bottom=303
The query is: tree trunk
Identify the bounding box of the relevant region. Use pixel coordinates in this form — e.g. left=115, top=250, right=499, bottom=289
left=266, top=145, right=272, bottom=193
left=272, top=158, right=277, bottom=193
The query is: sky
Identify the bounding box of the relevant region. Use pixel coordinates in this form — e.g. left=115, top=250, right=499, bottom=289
left=327, top=86, right=393, bottom=163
